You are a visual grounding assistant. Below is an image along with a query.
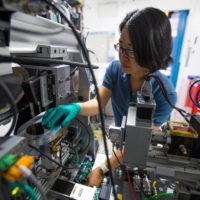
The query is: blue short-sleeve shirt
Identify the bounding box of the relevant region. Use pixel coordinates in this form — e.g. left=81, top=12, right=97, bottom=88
left=102, top=60, right=177, bottom=127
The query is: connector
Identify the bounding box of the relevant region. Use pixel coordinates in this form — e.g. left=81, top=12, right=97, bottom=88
left=141, top=78, right=153, bottom=101
left=2, top=156, right=34, bottom=183
left=0, top=154, right=17, bottom=172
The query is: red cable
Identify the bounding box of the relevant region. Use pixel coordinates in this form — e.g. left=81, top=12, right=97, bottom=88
left=120, top=151, right=135, bottom=200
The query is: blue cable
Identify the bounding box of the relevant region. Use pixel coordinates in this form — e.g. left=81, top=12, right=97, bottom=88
left=189, top=80, right=200, bottom=108
left=196, top=89, right=200, bottom=108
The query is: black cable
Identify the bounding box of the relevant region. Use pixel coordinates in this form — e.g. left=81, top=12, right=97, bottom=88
left=59, top=141, right=63, bottom=163
left=28, top=144, right=73, bottom=173
left=43, top=1, right=118, bottom=199
left=0, top=79, right=18, bottom=136
left=147, top=74, right=190, bottom=123
left=113, top=150, right=121, bottom=166
left=0, top=55, right=98, bottom=69
left=35, top=164, right=51, bottom=173
left=74, top=118, right=90, bottom=153
left=153, top=75, right=188, bottom=115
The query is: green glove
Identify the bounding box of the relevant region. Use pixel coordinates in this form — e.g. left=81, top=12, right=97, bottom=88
left=41, top=103, right=81, bottom=129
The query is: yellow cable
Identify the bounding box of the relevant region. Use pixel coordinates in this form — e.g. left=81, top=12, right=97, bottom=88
left=153, top=181, right=157, bottom=187
left=153, top=181, right=157, bottom=197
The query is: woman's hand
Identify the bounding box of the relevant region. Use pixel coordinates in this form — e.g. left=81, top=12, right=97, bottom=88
left=42, top=103, right=81, bottom=129
left=86, top=167, right=104, bottom=188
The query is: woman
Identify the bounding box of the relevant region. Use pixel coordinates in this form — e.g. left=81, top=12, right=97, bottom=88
left=42, top=7, right=177, bottom=187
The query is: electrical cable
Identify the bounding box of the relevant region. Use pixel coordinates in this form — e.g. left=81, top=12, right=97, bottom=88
left=147, top=75, right=185, bottom=111
left=17, top=165, right=47, bottom=200
left=0, top=55, right=98, bottom=69
left=74, top=118, right=90, bottom=153
left=120, top=151, right=135, bottom=200
left=18, top=182, right=38, bottom=200
left=28, top=144, right=73, bottom=173
left=147, top=74, right=190, bottom=123
left=43, top=1, right=118, bottom=199
left=189, top=79, right=200, bottom=108
left=59, top=141, right=63, bottom=163
left=35, top=164, right=51, bottom=173
left=144, top=192, right=173, bottom=200
left=196, top=89, right=200, bottom=107
left=124, top=164, right=135, bottom=200
left=113, top=150, right=121, bottom=166
left=152, top=181, right=157, bottom=196
left=0, top=79, right=18, bottom=136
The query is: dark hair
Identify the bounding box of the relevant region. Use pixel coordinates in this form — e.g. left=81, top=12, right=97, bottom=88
left=119, top=7, right=173, bottom=72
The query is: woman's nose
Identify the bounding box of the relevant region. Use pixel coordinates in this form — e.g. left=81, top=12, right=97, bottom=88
left=120, top=51, right=129, bottom=60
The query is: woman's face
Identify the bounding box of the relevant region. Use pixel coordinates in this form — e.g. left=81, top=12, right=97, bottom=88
left=119, top=26, right=150, bottom=78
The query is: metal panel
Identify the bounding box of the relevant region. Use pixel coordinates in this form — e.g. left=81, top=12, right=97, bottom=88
left=123, top=125, right=152, bottom=168
left=9, top=12, right=79, bottom=54
left=53, top=65, right=71, bottom=106
left=123, top=105, right=153, bottom=168
left=21, top=64, right=71, bottom=106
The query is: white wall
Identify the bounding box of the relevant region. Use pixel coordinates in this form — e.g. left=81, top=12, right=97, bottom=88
left=171, top=0, right=200, bottom=121
left=83, top=0, right=200, bottom=121
left=83, top=0, right=193, bottom=32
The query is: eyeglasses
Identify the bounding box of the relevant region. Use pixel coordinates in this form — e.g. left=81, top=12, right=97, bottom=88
left=114, top=43, right=134, bottom=58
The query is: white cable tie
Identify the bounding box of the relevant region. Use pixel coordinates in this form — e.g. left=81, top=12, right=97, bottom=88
left=17, top=165, right=32, bottom=177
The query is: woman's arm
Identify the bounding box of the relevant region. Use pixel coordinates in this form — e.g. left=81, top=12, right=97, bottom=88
left=104, top=126, right=159, bottom=170
left=87, top=126, right=159, bottom=187
left=78, top=85, right=112, bottom=116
